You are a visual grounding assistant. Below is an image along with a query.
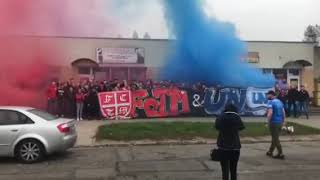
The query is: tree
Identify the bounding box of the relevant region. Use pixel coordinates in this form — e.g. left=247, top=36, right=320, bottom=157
left=132, top=30, right=139, bottom=39
left=143, top=32, right=151, bottom=39
left=304, top=25, right=320, bottom=43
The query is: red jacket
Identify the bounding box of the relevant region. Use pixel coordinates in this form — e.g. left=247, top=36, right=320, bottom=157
left=75, top=93, right=85, bottom=103
left=47, top=84, right=57, bottom=100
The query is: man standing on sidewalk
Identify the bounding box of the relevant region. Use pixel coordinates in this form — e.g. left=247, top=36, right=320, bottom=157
left=47, top=81, right=58, bottom=115
left=266, top=90, right=286, bottom=160
left=287, top=86, right=299, bottom=117
left=298, top=85, right=310, bottom=119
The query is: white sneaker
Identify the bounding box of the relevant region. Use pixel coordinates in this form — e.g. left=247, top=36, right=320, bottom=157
left=80, top=118, right=83, bottom=121
left=77, top=118, right=80, bottom=122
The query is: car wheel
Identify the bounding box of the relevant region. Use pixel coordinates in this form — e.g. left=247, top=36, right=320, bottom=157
left=15, top=139, right=45, bottom=164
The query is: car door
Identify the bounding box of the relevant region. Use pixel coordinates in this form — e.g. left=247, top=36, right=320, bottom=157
left=0, top=110, right=32, bottom=156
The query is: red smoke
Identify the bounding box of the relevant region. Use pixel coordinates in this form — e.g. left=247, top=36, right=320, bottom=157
left=0, top=0, right=114, bottom=108
left=0, top=36, right=60, bottom=108
left=0, top=0, right=116, bottom=37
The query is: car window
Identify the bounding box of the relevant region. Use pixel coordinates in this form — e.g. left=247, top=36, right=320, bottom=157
left=18, top=112, right=34, bottom=124
left=27, top=109, right=58, bottom=121
left=0, top=110, right=33, bottom=125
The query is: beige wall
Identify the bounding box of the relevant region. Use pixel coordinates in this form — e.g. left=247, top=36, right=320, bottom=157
left=36, top=37, right=171, bottom=69
left=34, top=36, right=315, bottom=70
left=29, top=36, right=317, bottom=91
left=301, top=67, right=314, bottom=95
left=314, top=47, right=320, bottom=78
left=246, top=41, right=315, bottom=68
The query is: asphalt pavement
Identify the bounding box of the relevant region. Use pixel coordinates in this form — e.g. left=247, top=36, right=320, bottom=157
left=1, top=141, right=320, bottom=180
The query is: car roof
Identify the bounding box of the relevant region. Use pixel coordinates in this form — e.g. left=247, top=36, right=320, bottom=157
left=0, top=106, right=35, bottom=111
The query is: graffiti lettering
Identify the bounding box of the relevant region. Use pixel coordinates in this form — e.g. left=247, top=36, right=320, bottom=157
left=130, top=88, right=190, bottom=118
left=98, top=87, right=272, bottom=119
left=204, top=87, right=271, bottom=116
left=192, top=94, right=203, bottom=107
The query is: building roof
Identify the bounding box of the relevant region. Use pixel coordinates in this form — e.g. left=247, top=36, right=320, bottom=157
left=14, top=35, right=317, bottom=44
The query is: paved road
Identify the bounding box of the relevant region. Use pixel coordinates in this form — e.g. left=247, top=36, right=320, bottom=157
left=1, top=142, right=320, bottom=180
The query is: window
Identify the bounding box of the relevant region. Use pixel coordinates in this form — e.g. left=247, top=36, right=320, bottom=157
left=241, top=52, right=260, bottom=63
left=289, top=69, right=300, bottom=76
left=0, top=110, right=33, bottom=125
left=262, top=69, right=272, bottom=75
left=111, top=67, right=128, bottom=80
left=130, top=68, right=146, bottom=81
left=78, top=67, right=91, bottom=75
left=273, top=69, right=287, bottom=80
left=28, top=109, right=58, bottom=121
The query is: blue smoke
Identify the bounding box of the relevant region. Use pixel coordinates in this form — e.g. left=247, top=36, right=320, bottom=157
left=160, top=0, right=274, bottom=88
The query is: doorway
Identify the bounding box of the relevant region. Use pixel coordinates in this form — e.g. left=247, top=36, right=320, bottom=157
left=288, top=69, right=300, bottom=88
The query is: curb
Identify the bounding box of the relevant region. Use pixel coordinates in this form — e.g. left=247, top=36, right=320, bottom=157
left=74, top=135, right=320, bottom=148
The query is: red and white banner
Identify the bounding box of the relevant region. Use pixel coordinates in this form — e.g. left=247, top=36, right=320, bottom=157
left=98, top=91, right=132, bottom=119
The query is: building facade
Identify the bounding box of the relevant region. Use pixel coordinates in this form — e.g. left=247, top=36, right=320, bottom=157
left=33, top=36, right=319, bottom=94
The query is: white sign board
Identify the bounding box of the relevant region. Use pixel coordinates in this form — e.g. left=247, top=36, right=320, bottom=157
left=96, top=48, right=145, bottom=64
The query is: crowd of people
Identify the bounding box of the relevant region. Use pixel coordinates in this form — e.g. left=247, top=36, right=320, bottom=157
left=276, top=85, right=310, bottom=119
left=46, top=77, right=311, bottom=121
left=46, top=79, right=208, bottom=121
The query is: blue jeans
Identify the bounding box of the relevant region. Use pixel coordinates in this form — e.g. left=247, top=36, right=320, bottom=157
left=76, top=102, right=84, bottom=120
left=298, top=101, right=309, bottom=119
left=287, top=101, right=297, bottom=117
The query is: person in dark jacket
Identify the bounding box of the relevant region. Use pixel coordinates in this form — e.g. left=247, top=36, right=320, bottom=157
left=86, top=88, right=100, bottom=120
left=64, top=86, right=76, bottom=118
left=298, top=85, right=310, bottom=119
left=46, top=81, right=58, bottom=115
left=277, top=90, right=288, bottom=115
left=57, top=83, right=66, bottom=117
left=287, top=86, right=299, bottom=117
left=215, top=104, right=245, bottom=180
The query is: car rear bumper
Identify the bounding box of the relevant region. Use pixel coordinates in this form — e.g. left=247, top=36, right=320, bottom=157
left=47, top=134, right=77, bottom=154
left=61, top=134, right=77, bottom=150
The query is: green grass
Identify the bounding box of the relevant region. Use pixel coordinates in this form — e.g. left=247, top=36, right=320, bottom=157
left=95, top=122, right=320, bottom=141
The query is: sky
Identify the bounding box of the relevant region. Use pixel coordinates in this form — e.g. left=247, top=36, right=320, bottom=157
left=4, top=0, right=318, bottom=41
left=107, top=0, right=320, bottom=41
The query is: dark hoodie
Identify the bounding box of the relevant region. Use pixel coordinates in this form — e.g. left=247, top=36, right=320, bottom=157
left=215, top=105, right=245, bottom=150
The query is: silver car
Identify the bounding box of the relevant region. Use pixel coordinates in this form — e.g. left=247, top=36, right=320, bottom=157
left=0, top=106, right=77, bottom=163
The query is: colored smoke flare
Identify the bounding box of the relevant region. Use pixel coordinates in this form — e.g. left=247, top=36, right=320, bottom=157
left=0, top=36, right=59, bottom=108
left=161, top=0, right=274, bottom=87
left=0, top=0, right=115, bottom=108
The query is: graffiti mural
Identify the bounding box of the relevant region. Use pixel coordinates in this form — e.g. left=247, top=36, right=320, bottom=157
left=130, top=88, right=190, bottom=118
left=98, top=87, right=272, bottom=119
left=187, top=89, right=206, bottom=116
left=204, top=87, right=272, bottom=116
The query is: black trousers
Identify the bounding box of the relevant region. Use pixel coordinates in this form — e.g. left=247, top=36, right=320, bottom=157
left=47, top=99, right=57, bottom=115
left=57, top=99, right=65, bottom=117
left=220, top=150, right=240, bottom=180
